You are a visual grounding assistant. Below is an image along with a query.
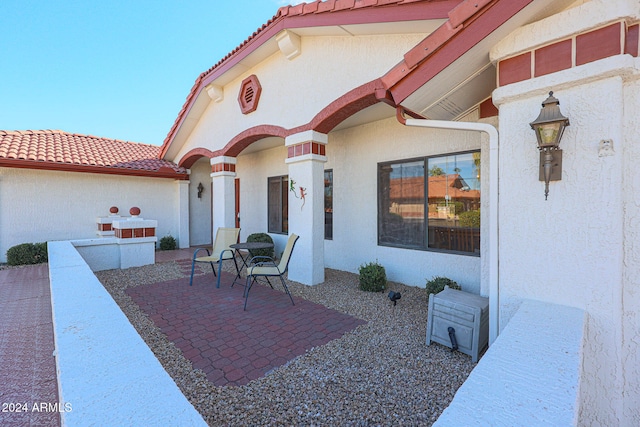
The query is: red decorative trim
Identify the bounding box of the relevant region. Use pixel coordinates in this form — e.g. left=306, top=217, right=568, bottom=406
left=114, top=227, right=156, bottom=238
left=498, top=52, right=532, bottom=86
left=220, top=125, right=288, bottom=157
left=535, top=40, right=572, bottom=78
left=447, top=0, right=493, bottom=29
left=479, top=98, right=498, bottom=118
left=309, top=80, right=384, bottom=134
left=287, top=142, right=326, bottom=158
left=98, top=224, right=113, bottom=232
left=211, top=163, right=236, bottom=173
left=626, top=24, right=639, bottom=57
left=178, top=147, right=216, bottom=169
left=403, top=20, right=463, bottom=70
left=116, top=229, right=133, bottom=239
left=497, top=21, right=631, bottom=87
left=238, top=75, right=262, bottom=114
left=576, top=23, right=622, bottom=66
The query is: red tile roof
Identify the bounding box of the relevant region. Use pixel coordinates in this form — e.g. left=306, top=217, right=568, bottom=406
left=390, top=174, right=480, bottom=201
left=160, top=0, right=460, bottom=158
left=0, top=130, right=187, bottom=179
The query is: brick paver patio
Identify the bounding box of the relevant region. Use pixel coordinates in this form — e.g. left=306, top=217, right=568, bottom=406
left=0, top=249, right=366, bottom=425
left=127, top=269, right=366, bottom=386
left=0, top=264, right=60, bottom=427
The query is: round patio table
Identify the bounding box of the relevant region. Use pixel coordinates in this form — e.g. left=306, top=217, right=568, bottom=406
left=229, top=242, right=276, bottom=291
left=229, top=241, right=274, bottom=269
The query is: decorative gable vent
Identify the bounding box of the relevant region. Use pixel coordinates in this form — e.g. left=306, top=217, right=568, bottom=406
left=238, top=75, right=262, bottom=114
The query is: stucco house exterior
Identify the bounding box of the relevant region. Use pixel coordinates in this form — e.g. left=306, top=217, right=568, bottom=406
left=1, top=0, right=639, bottom=424
left=0, top=130, right=189, bottom=260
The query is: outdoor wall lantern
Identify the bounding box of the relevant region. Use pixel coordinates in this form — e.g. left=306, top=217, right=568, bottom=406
left=197, top=182, right=204, bottom=199
left=529, top=91, right=570, bottom=200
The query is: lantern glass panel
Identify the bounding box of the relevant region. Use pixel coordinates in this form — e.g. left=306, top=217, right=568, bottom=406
left=535, top=122, right=562, bottom=148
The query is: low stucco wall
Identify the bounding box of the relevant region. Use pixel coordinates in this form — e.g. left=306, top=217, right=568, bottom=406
left=435, top=300, right=585, bottom=426
left=47, top=241, right=206, bottom=426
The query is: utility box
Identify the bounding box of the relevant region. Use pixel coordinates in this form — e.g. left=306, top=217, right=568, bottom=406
left=426, top=287, right=489, bottom=363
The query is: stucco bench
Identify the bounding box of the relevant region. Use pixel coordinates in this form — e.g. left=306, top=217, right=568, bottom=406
left=434, top=300, right=585, bottom=426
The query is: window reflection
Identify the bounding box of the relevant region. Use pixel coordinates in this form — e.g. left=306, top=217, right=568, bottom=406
left=378, top=151, right=480, bottom=254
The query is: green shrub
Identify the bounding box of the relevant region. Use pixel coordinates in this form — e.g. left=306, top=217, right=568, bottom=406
left=6, top=242, right=48, bottom=266
left=459, top=209, right=481, bottom=228
left=246, top=233, right=274, bottom=259
left=358, top=261, right=387, bottom=292
left=159, top=235, right=177, bottom=251
left=425, top=276, right=461, bottom=295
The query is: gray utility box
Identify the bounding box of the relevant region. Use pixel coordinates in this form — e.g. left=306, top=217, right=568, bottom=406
left=426, top=287, right=489, bottom=363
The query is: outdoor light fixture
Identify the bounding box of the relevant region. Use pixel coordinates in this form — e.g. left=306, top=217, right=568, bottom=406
left=197, top=182, right=204, bottom=198
left=388, top=291, right=401, bottom=306
left=530, top=91, right=570, bottom=200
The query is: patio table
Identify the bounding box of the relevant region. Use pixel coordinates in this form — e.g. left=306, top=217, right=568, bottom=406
left=229, top=242, right=275, bottom=287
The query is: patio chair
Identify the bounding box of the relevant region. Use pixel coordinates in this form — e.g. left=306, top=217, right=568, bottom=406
left=244, top=233, right=299, bottom=310
left=189, top=227, right=240, bottom=288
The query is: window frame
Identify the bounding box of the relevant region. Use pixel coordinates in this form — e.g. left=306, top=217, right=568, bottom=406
left=377, top=150, right=481, bottom=256
left=267, top=175, right=288, bottom=235
left=324, top=169, right=333, bottom=240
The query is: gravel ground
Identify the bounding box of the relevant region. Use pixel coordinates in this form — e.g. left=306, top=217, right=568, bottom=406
left=97, top=261, right=475, bottom=426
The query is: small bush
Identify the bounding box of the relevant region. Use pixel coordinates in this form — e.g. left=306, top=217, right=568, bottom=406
left=246, top=233, right=274, bottom=259
left=159, top=235, right=177, bottom=251
left=6, top=242, right=48, bottom=266
left=425, top=276, right=461, bottom=295
left=358, top=261, right=387, bottom=292
left=459, top=209, right=481, bottom=227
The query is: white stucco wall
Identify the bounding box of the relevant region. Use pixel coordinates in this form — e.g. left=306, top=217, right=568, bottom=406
left=0, top=168, right=183, bottom=262
left=234, top=116, right=485, bottom=291
left=491, top=1, right=640, bottom=423
left=622, top=75, right=640, bottom=425
left=236, top=144, right=290, bottom=254
left=324, top=116, right=484, bottom=290
left=495, top=77, right=626, bottom=427
left=173, top=33, right=426, bottom=162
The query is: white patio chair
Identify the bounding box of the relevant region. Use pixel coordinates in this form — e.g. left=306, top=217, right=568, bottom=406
left=243, top=233, right=298, bottom=310
left=189, top=227, right=240, bottom=288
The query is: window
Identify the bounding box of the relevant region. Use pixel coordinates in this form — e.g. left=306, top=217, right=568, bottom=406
left=268, top=175, right=288, bottom=234
left=324, top=170, right=333, bottom=240
left=378, top=160, right=425, bottom=248
left=378, top=151, right=481, bottom=255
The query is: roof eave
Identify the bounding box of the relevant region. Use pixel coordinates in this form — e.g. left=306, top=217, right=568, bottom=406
left=383, top=0, right=535, bottom=104
left=0, top=159, right=189, bottom=180
left=159, top=0, right=463, bottom=160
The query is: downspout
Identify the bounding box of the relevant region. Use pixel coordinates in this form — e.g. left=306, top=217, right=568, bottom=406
left=398, top=110, right=500, bottom=344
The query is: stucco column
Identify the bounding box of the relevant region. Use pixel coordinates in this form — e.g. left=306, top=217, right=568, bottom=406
left=285, top=130, right=327, bottom=285
left=210, top=156, right=237, bottom=232
left=177, top=180, right=190, bottom=248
